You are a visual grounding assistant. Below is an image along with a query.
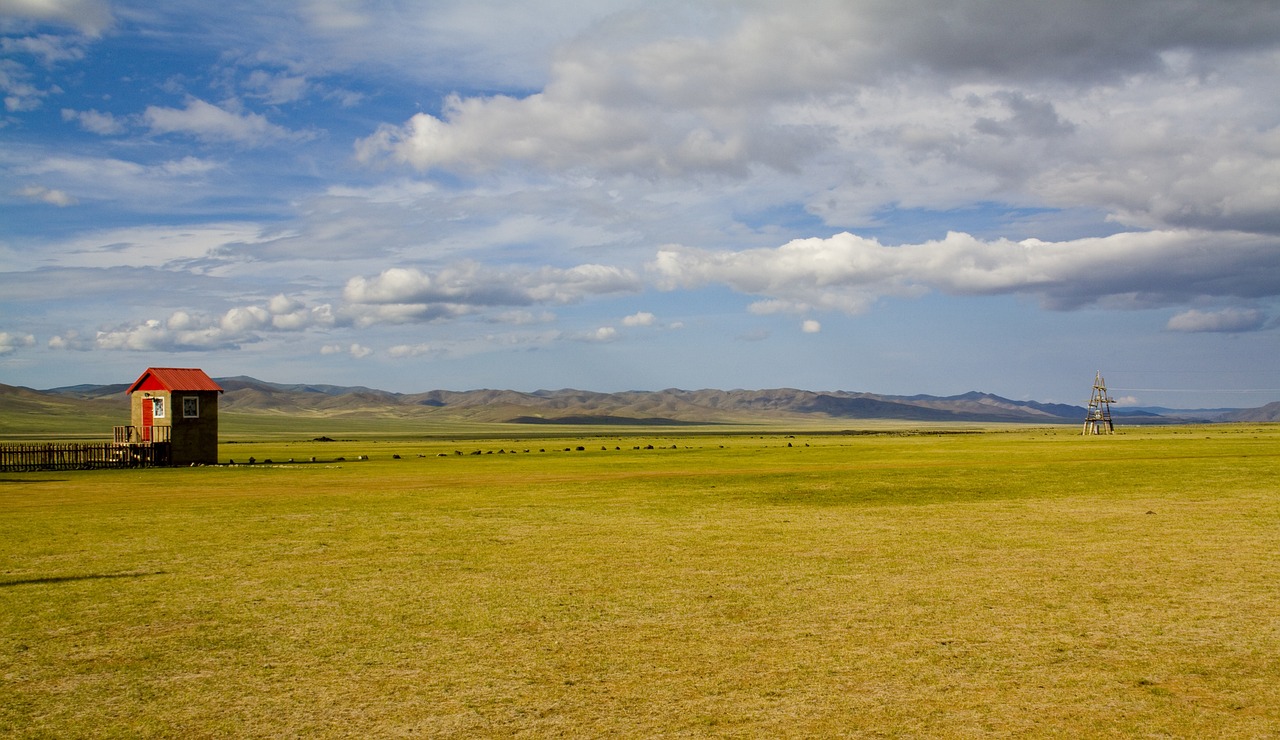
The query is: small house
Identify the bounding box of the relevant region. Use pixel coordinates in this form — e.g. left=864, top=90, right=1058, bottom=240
left=125, top=367, right=224, bottom=465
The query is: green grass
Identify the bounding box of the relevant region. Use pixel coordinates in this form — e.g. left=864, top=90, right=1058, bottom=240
left=3, top=425, right=1279, bottom=736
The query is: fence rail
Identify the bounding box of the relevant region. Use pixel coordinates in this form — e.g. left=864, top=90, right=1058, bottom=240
left=0, top=442, right=171, bottom=472
left=114, top=425, right=171, bottom=444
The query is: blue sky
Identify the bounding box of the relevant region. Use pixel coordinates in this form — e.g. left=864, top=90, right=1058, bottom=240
left=2, top=0, right=1278, bottom=408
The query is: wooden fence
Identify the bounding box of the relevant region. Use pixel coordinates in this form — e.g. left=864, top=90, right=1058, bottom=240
left=0, top=442, right=171, bottom=472
left=115, top=425, right=171, bottom=444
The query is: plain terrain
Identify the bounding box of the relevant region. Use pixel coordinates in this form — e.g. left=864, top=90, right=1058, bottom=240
left=2, top=423, right=1279, bottom=737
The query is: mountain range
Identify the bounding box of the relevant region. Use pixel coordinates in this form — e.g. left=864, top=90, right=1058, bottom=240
left=9, top=376, right=1277, bottom=426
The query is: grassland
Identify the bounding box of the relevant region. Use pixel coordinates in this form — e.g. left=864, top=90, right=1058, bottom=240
left=2, top=424, right=1279, bottom=737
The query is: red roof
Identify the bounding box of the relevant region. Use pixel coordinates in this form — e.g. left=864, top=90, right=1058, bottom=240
left=126, top=367, right=224, bottom=394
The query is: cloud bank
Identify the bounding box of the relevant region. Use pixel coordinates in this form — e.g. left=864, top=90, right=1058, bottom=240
left=653, top=230, right=1280, bottom=313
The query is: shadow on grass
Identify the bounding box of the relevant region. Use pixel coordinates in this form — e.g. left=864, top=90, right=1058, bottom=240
left=0, top=478, right=69, bottom=483
left=0, top=570, right=166, bottom=588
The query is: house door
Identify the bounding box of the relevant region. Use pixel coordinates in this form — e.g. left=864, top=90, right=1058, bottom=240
left=142, top=397, right=153, bottom=441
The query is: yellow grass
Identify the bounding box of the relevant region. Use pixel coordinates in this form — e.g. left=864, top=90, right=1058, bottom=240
left=2, top=424, right=1279, bottom=736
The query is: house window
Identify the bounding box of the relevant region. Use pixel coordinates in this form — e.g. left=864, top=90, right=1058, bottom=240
left=152, top=397, right=165, bottom=418
left=183, top=396, right=199, bottom=418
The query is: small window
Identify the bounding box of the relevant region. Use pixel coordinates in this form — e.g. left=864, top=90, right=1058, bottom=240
left=183, top=396, right=199, bottom=418
left=152, top=397, right=165, bottom=418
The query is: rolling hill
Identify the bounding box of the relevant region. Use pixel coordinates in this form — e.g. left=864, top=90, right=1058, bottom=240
left=5, top=376, right=1266, bottom=431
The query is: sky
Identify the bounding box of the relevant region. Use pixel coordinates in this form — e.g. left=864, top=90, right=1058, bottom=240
left=1, top=0, right=1278, bottom=408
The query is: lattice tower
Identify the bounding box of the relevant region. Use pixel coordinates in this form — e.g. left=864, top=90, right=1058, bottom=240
left=1082, top=370, right=1116, bottom=435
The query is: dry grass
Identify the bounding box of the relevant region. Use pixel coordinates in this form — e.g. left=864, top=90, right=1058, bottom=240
left=2, top=425, right=1279, bottom=736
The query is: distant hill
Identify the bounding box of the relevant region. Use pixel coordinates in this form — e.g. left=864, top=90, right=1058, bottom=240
left=0, top=382, right=125, bottom=437
left=1218, top=401, right=1280, bottom=423
left=18, top=376, right=1269, bottom=428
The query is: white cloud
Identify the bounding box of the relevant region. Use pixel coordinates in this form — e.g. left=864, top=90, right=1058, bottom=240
left=348, top=343, right=373, bottom=358
left=0, top=331, right=36, bottom=355
left=801, top=319, right=821, bottom=333
left=351, top=1, right=1280, bottom=239
left=653, top=229, right=1280, bottom=313
left=88, top=296, right=334, bottom=352
left=342, top=262, right=642, bottom=326
left=570, top=326, right=617, bottom=343
left=47, top=329, right=89, bottom=350
left=622, top=311, right=655, bottom=327
left=14, top=184, right=75, bottom=206
left=219, top=305, right=270, bottom=334
left=1, top=58, right=55, bottom=111
left=94, top=318, right=218, bottom=352
left=1166, top=308, right=1268, bottom=333
left=1, top=33, right=88, bottom=64
left=61, top=107, right=124, bottom=134
left=143, top=98, right=305, bottom=146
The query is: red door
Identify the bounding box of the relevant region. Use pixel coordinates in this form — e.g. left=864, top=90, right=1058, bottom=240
left=141, top=397, right=153, bottom=441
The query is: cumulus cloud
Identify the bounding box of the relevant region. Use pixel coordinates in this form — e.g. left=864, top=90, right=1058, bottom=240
left=652, top=229, right=1280, bottom=313
left=47, top=329, right=88, bottom=350
left=0, top=331, right=36, bottom=355
left=88, top=296, right=334, bottom=352
left=355, top=80, right=823, bottom=178
left=801, top=319, right=821, bottom=333
left=351, top=1, right=1280, bottom=237
left=94, top=318, right=210, bottom=352
left=143, top=98, right=306, bottom=146
left=1166, top=308, right=1268, bottom=333
left=622, top=311, right=655, bottom=327
left=343, top=262, right=642, bottom=326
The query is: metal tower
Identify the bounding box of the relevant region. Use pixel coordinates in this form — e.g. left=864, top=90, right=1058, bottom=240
left=1082, top=371, right=1115, bottom=435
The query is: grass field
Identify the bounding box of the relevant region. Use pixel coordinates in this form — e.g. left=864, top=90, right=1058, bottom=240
left=3, top=424, right=1279, bottom=737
